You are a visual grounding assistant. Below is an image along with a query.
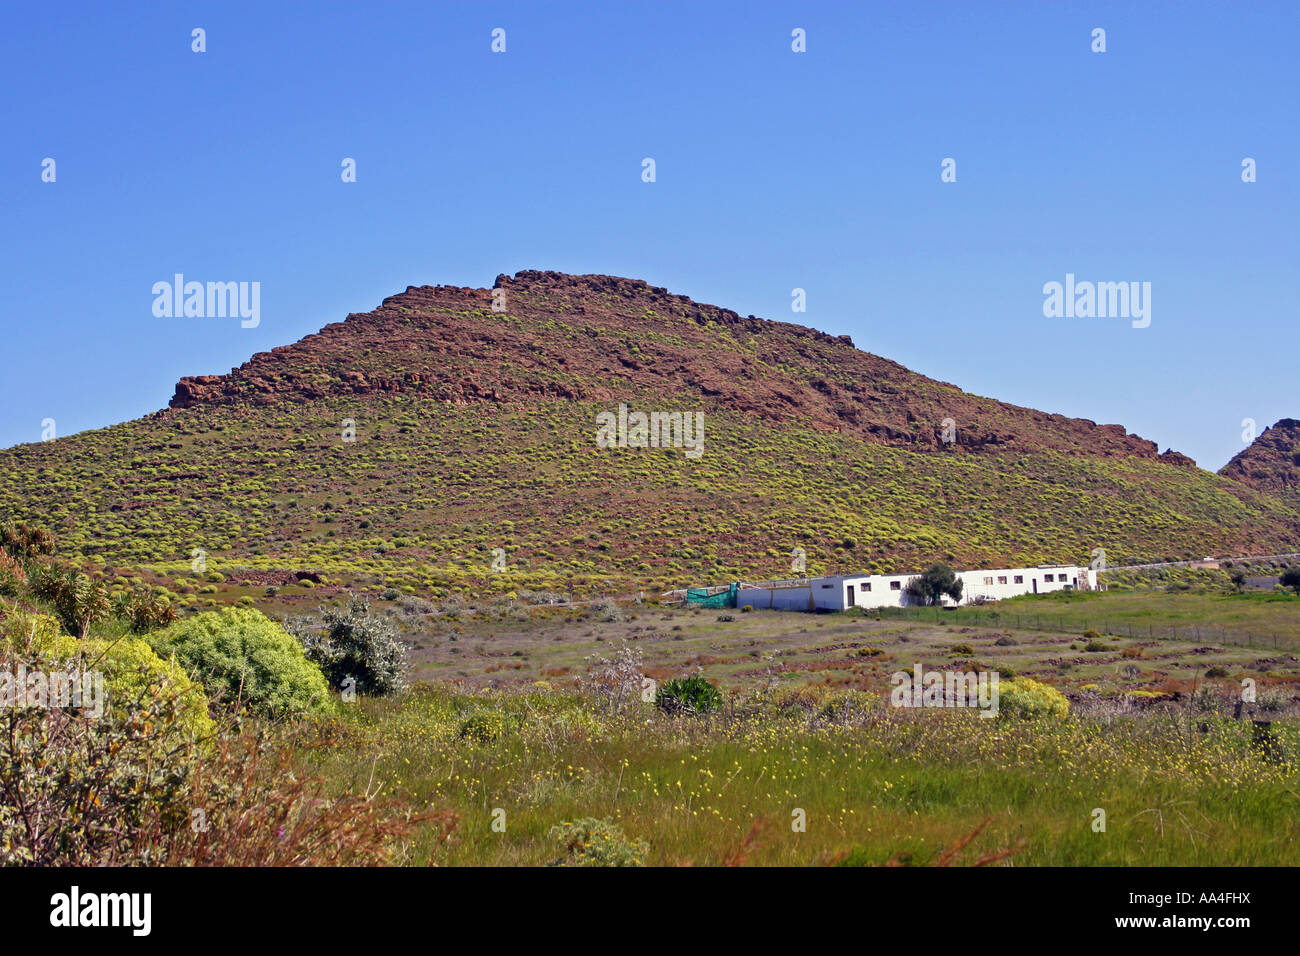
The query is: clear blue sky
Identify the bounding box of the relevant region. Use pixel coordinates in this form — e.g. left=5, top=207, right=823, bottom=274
left=2, top=1, right=1296, bottom=469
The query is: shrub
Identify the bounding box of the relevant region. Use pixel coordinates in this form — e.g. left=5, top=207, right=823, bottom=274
left=458, top=711, right=509, bottom=743
left=1280, top=567, right=1300, bottom=595
left=816, top=690, right=874, bottom=725
left=0, top=646, right=200, bottom=865
left=997, top=677, right=1069, bottom=720
left=284, top=595, right=410, bottom=697
left=1256, top=687, right=1292, bottom=712
left=1084, top=639, right=1114, bottom=652
left=0, top=547, right=26, bottom=597
left=769, top=685, right=822, bottom=715
left=0, top=521, right=55, bottom=560
left=1, top=606, right=213, bottom=740
left=1082, top=629, right=1101, bottom=640
left=0, top=688, right=446, bottom=865
left=547, top=818, right=648, bottom=867
left=1205, top=666, right=1228, bottom=678
left=656, top=675, right=721, bottom=715
left=994, top=635, right=1017, bottom=646
left=112, top=587, right=177, bottom=633
left=148, top=607, right=331, bottom=718
left=588, top=596, right=622, bottom=623
left=581, top=641, right=646, bottom=714
left=29, top=564, right=112, bottom=638
left=949, top=643, right=975, bottom=656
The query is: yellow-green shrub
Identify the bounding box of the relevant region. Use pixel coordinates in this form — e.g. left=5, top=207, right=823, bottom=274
left=996, top=677, right=1069, bottom=720
left=148, top=607, right=331, bottom=718
left=1, top=606, right=213, bottom=739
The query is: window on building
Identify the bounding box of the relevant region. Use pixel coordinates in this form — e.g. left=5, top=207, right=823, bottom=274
left=983, top=577, right=993, bottom=586
left=1013, top=575, right=1023, bottom=584
left=890, top=581, right=901, bottom=590
left=1044, top=574, right=1054, bottom=582
left=997, top=576, right=1007, bottom=584
left=821, top=583, right=833, bottom=589
left=863, top=582, right=871, bottom=591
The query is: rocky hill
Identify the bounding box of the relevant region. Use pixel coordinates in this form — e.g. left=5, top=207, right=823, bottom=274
left=1220, top=419, right=1300, bottom=504
left=0, top=271, right=1295, bottom=597
left=170, top=271, right=1192, bottom=464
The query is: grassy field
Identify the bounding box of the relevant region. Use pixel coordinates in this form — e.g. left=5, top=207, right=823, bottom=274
left=304, top=684, right=1300, bottom=866
left=376, top=589, right=1300, bottom=700
left=6, top=522, right=1298, bottom=866
left=288, top=588, right=1300, bottom=866
left=893, top=587, right=1300, bottom=651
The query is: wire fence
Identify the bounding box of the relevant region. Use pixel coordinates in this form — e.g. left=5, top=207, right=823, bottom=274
left=873, top=605, right=1296, bottom=654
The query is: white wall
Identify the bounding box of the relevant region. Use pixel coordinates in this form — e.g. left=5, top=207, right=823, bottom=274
left=848, top=566, right=1092, bottom=609
left=738, top=566, right=1095, bottom=613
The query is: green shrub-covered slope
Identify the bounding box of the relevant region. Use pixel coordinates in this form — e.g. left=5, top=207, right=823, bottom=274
left=1, top=396, right=1295, bottom=597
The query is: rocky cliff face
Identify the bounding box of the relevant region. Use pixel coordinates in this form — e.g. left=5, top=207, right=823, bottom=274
left=1220, top=419, right=1300, bottom=499
left=169, top=270, right=1193, bottom=464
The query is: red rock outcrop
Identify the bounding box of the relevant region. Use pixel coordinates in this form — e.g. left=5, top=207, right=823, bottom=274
left=167, top=270, right=1195, bottom=463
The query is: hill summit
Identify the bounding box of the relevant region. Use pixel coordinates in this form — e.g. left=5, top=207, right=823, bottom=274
left=170, top=270, right=1191, bottom=464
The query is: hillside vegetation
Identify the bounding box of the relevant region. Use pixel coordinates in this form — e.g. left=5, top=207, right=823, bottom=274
left=1, top=272, right=1296, bottom=602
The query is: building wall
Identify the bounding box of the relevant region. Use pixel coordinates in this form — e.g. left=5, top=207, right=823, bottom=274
left=737, top=578, right=866, bottom=612
left=738, top=566, right=1097, bottom=612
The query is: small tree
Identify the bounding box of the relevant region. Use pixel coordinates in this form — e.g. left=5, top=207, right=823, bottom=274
left=904, top=562, right=964, bottom=607
left=1280, top=566, right=1300, bottom=595
left=1229, top=568, right=1247, bottom=592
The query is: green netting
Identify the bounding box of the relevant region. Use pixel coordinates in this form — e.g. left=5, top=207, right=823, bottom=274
left=684, top=583, right=738, bottom=608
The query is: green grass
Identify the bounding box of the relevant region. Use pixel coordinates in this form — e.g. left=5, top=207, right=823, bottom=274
left=305, top=684, right=1300, bottom=866
left=890, top=588, right=1300, bottom=652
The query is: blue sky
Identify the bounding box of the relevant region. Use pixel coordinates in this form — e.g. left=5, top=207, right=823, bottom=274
left=2, top=0, right=1295, bottom=469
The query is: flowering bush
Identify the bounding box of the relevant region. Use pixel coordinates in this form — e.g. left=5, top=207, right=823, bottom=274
left=547, top=818, right=647, bottom=866
left=458, top=710, right=509, bottom=743
left=582, top=641, right=645, bottom=714
left=997, top=677, right=1069, bottom=720
left=2, top=606, right=213, bottom=738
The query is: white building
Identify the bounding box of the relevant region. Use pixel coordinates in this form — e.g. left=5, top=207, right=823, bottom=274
left=735, top=565, right=1097, bottom=613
